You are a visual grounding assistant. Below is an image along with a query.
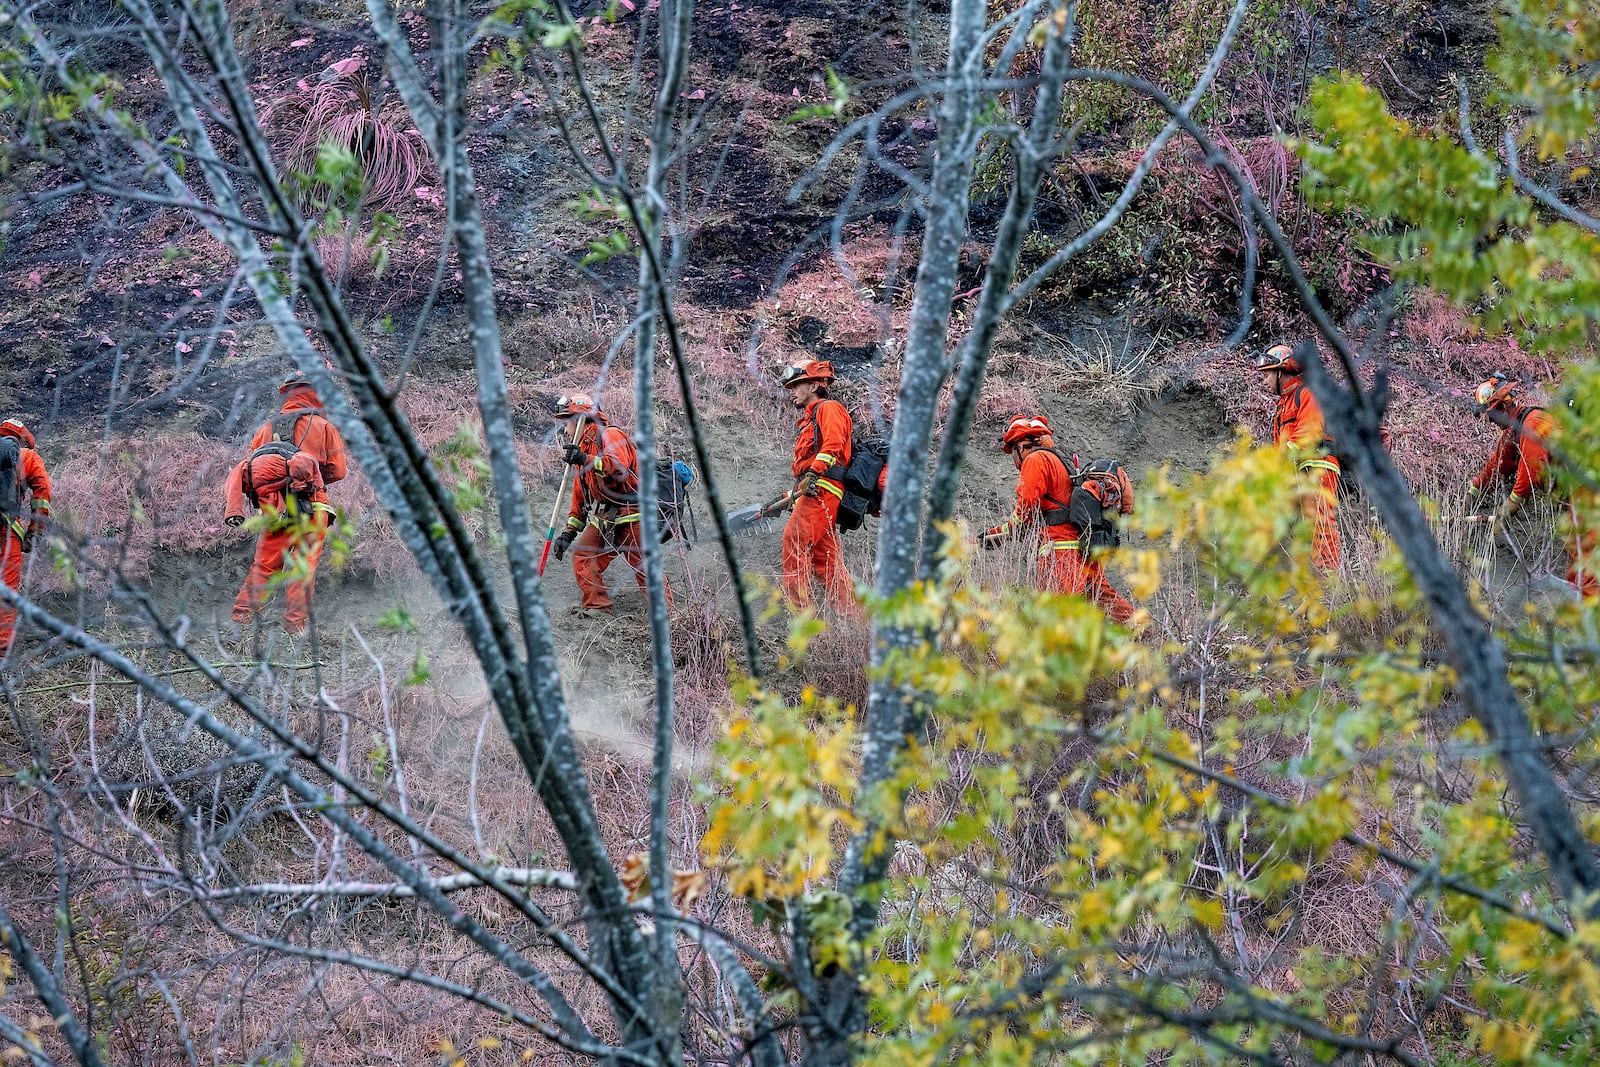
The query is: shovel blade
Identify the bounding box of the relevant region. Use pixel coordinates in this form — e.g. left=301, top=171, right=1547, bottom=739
left=726, top=504, right=771, bottom=537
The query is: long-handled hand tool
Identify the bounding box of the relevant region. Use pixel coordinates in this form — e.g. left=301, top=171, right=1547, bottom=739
left=538, top=415, right=586, bottom=576
left=726, top=488, right=799, bottom=536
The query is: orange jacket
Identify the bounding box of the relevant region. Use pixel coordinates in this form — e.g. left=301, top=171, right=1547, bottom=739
left=986, top=445, right=1079, bottom=547
left=793, top=397, right=852, bottom=499
left=566, top=421, right=642, bottom=529
left=1472, top=406, right=1555, bottom=502
left=1272, top=376, right=1339, bottom=475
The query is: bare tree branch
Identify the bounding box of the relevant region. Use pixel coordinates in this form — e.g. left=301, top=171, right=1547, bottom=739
left=0, top=899, right=106, bottom=1067
left=194, top=867, right=580, bottom=900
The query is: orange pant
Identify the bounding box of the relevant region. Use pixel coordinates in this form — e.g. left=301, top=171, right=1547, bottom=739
left=233, top=511, right=329, bottom=633
left=1038, top=546, right=1135, bottom=624
left=573, top=521, right=671, bottom=611
left=1303, top=467, right=1341, bottom=571
left=0, top=529, right=24, bottom=652
left=781, top=493, right=854, bottom=612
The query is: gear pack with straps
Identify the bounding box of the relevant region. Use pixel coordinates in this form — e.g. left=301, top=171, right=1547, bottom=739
left=587, top=454, right=698, bottom=544
left=240, top=411, right=317, bottom=507
left=0, top=435, right=25, bottom=527
left=1034, top=449, right=1128, bottom=552
left=803, top=404, right=889, bottom=532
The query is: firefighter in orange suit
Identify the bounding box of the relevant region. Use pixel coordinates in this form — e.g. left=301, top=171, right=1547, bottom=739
left=779, top=360, right=855, bottom=611
left=225, top=372, right=347, bottom=634
left=982, top=415, right=1135, bottom=623
left=1466, top=374, right=1594, bottom=597
left=0, top=420, right=51, bottom=653
left=1257, top=344, right=1341, bottom=571
left=551, top=394, right=670, bottom=614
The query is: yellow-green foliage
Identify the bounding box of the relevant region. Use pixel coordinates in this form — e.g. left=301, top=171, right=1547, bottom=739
left=702, top=427, right=1600, bottom=1064
left=1300, top=1, right=1600, bottom=350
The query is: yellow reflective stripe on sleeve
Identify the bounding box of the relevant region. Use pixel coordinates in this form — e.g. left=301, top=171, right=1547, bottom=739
left=815, top=453, right=836, bottom=466
left=592, top=456, right=605, bottom=473
left=32, top=501, right=49, bottom=514
left=1508, top=492, right=1525, bottom=505
left=566, top=517, right=585, bottom=531
left=610, top=512, right=642, bottom=525
left=1040, top=539, right=1081, bottom=555
left=1298, top=458, right=1340, bottom=474
left=311, top=502, right=338, bottom=517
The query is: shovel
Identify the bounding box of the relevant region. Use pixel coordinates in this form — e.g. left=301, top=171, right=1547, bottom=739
left=727, top=489, right=798, bottom=536
left=539, top=414, right=586, bottom=576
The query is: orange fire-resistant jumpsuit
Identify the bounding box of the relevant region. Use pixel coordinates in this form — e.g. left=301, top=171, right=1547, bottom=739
left=986, top=444, right=1135, bottom=623
left=0, top=424, right=51, bottom=653
left=1273, top=375, right=1341, bottom=571
left=1470, top=405, right=1594, bottom=597
left=782, top=397, right=855, bottom=611
left=564, top=420, right=671, bottom=612
left=226, top=388, right=346, bottom=633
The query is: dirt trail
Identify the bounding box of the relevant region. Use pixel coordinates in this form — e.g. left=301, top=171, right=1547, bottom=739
left=47, top=379, right=1235, bottom=774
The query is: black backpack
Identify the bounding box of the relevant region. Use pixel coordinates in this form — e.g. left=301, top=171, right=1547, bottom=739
left=1037, top=451, right=1127, bottom=552
left=605, top=459, right=697, bottom=544
left=835, top=437, right=889, bottom=532
left=803, top=406, right=890, bottom=532
left=0, top=436, right=24, bottom=523
left=1071, top=459, right=1131, bottom=551
left=239, top=412, right=313, bottom=508
left=655, top=460, right=696, bottom=544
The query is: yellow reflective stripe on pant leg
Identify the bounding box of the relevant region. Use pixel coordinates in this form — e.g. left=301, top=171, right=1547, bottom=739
left=1039, top=539, right=1081, bottom=555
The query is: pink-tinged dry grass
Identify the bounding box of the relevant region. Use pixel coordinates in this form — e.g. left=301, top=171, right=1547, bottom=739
left=761, top=224, right=917, bottom=351
left=42, top=434, right=243, bottom=594
left=36, top=375, right=575, bottom=592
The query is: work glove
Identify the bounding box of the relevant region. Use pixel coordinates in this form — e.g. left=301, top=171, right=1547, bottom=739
left=562, top=444, right=588, bottom=467
left=980, top=532, right=1004, bottom=551
left=226, top=515, right=246, bottom=528
left=553, top=527, right=579, bottom=561
left=799, top=471, right=821, bottom=497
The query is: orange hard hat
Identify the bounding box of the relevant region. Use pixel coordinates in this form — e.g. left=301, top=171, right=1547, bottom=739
left=552, top=393, right=599, bottom=419
left=1474, top=373, right=1518, bottom=415
left=779, top=360, right=836, bottom=388
left=1255, top=343, right=1301, bottom=374
left=1000, top=414, right=1052, bottom=454
left=0, top=420, right=35, bottom=449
